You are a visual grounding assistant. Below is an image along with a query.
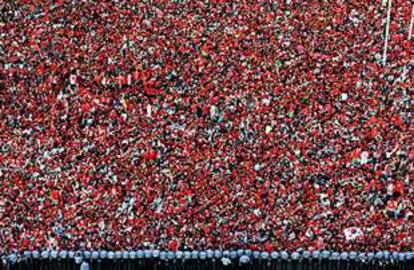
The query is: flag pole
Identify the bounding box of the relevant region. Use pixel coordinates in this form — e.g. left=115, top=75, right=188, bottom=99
left=383, top=0, right=392, bottom=66
left=408, top=4, right=414, bottom=40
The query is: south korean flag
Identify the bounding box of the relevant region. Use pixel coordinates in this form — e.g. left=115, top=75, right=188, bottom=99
left=344, top=227, right=363, bottom=241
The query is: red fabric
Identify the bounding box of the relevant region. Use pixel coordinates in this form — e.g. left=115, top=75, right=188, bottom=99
left=168, top=240, right=179, bottom=251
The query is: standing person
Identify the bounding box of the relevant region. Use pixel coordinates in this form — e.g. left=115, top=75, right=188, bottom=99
left=239, top=255, right=251, bottom=270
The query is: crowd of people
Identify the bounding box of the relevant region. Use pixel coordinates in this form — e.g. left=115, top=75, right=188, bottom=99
left=1, top=0, right=413, bottom=255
